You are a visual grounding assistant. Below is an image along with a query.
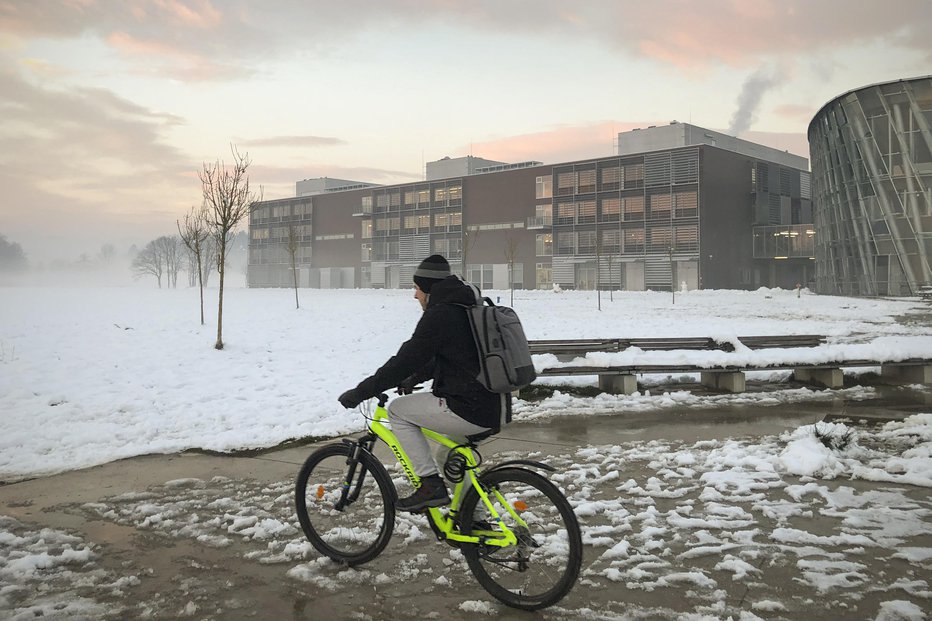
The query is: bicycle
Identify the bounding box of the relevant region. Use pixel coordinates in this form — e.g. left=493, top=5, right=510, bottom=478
left=294, top=393, right=583, bottom=611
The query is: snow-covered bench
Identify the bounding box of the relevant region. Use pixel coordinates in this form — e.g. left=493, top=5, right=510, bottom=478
left=530, top=336, right=931, bottom=395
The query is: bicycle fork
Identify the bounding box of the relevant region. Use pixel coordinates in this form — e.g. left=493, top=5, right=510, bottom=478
left=335, top=436, right=376, bottom=511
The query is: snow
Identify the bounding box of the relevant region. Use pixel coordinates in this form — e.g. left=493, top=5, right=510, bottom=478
left=2, top=283, right=931, bottom=480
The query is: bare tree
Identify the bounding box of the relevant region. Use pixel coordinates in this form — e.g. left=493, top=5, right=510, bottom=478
left=504, top=235, right=519, bottom=306
left=200, top=236, right=216, bottom=287
left=461, top=227, right=480, bottom=276
left=178, top=205, right=210, bottom=324
left=200, top=145, right=258, bottom=350
left=98, top=243, right=115, bottom=264
left=286, top=221, right=300, bottom=309
left=131, top=239, right=164, bottom=287
left=156, top=235, right=183, bottom=288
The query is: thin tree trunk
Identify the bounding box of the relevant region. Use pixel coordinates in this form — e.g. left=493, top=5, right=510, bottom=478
left=197, top=254, right=204, bottom=325
left=215, top=262, right=225, bottom=349
left=293, top=261, right=299, bottom=309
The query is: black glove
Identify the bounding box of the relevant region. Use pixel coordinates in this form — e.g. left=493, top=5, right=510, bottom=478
left=338, top=388, right=364, bottom=409
left=396, top=375, right=421, bottom=395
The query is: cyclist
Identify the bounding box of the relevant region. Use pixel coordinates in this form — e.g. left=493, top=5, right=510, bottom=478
left=338, top=254, right=511, bottom=512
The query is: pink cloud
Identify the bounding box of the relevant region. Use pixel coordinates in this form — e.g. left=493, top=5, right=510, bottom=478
left=461, top=121, right=656, bottom=165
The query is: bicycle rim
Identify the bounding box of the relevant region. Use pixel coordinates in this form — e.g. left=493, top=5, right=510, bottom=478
left=460, top=467, right=583, bottom=611
left=294, top=443, right=395, bottom=566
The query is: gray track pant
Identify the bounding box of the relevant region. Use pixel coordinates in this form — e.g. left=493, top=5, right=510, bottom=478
left=387, top=392, right=491, bottom=477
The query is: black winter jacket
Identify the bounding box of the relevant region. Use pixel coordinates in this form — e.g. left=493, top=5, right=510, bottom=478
left=353, top=276, right=510, bottom=428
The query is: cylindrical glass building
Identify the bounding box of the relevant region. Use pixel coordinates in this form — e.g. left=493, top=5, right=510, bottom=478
left=808, top=76, right=932, bottom=296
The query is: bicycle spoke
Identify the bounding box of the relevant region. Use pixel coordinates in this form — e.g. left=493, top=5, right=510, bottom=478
left=460, top=468, right=582, bottom=610
left=295, top=443, right=395, bottom=566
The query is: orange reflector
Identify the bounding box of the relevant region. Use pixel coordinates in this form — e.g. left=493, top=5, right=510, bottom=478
left=316, top=485, right=325, bottom=500
left=513, top=500, right=528, bottom=511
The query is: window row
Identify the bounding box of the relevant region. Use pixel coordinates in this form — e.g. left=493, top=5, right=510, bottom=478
left=552, top=163, right=646, bottom=196
left=549, top=226, right=698, bottom=255
left=251, top=203, right=312, bottom=221
left=361, top=213, right=463, bottom=238
left=365, top=186, right=463, bottom=211
left=251, top=224, right=313, bottom=241
left=362, top=237, right=464, bottom=262
left=543, top=191, right=698, bottom=225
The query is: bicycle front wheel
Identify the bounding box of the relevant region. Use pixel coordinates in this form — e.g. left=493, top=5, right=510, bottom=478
left=295, top=442, right=395, bottom=566
left=459, top=467, right=582, bottom=611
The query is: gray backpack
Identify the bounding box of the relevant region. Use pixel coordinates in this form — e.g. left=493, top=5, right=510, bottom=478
left=459, top=283, right=537, bottom=394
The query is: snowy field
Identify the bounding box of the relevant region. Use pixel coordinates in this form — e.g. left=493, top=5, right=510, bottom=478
left=2, top=280, right=932, bottom=619
left=2, top=280, right=932, bottom=480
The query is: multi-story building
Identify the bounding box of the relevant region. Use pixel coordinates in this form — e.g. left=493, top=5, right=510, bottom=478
left=248, top=122, right=813, bottom=291
left=808, top=76, right=932, bottom=296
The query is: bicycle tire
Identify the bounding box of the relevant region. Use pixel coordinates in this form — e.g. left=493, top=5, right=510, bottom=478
left=295, top=442, right=395, bottom=566
left=459, top=467, right=582, bottom=611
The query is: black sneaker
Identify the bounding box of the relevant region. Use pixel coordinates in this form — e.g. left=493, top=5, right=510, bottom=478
left=395, top=474, right=450, bottom=512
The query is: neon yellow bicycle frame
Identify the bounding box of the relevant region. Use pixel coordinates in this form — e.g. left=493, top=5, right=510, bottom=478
left=366, top=400, right=522, bottom=547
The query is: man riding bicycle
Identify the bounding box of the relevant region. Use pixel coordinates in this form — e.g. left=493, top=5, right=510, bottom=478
left=339, top=254, right=511, bottom=512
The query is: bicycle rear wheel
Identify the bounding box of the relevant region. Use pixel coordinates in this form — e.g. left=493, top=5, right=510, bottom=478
left=295, top=442, right=395, bottom=566
left=459, top=467, right=582, bottom=611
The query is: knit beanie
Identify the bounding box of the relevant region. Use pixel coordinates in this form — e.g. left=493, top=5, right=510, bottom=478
left=413, top=254, right=451, bottom=293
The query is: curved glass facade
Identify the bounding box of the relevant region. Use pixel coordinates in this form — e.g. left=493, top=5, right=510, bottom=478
left=808, top=76, right=932, bottom=296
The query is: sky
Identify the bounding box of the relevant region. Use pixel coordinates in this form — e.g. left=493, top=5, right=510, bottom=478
left=1, top=0, right=931, bottom=263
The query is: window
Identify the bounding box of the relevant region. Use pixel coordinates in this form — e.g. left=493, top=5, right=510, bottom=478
left=376, top=194, right=390, bottom=210
left=577, top=230, right=596, bottom=254
left=361, top=243, right=372, bottom=261
left=577, top=169, right=596, bottom=194
left=467, top=264, right=495, bottom=289
left=557, top=231, right=575, bottom=255
left=434, top=212, right=461, bottom=229
left=434, top=187, right=449, bottom=202
left=403, top=215, right=418, bottom=232
left=624, top=163, right=644, bottom=188
left=600, top=166, right=621, bottom=191
left=649, top=227, right=672, bottom=252
left=536, top=233, right=553, bottom=256
left=623, top=229, right=645, bottom=253
left=623, top=196, right=645, bottom=221
left=673, top=191, right=698, bottom=218
left=536, top=175, right=553, bottom=199
left=272, top=205, right=288, bottom=218
left=649, top=194, right=671, bottom=220
left=361, top=220, right=373, bottom=239
left=556, top=202, right=575, bottom=225
left=674, top=226, right=698, bottom=251
left=556, top=171, right=575, bottom=196
left=251, top=229, right=269, bottom=240
left=536, top=263, right=553, bottom=289
left=434, top=237, right=462, bottom=258
left=448, top=185, right=462, bottom=201
left=404, top=190, right=417, bottom=205
left=600, top=197, right=621, bottom=222
left=601, top=229, right=621, bottom=253
left=389, top=192, right=401, bottom=208
left=576, top=200, right=596, bottom=224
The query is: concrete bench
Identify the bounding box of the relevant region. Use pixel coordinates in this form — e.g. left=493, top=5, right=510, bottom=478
left=919, top=286, right=932, bottom=301
left=534, top=357, right=932, bottom=395
left=528, top=335, right=825, bottom=362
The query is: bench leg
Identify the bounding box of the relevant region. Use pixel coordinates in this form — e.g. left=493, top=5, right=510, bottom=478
left=700, top=371, right=746, bottom=393
left=598, top=374, right=637, bottom=395
left=881, top=364, right=932, bottom=384
left=794, top=368, right=844, bottom=389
